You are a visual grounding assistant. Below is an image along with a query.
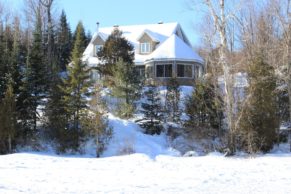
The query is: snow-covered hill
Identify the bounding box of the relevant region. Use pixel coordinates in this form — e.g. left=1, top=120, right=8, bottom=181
left=1, top=151, right=291, bottom=194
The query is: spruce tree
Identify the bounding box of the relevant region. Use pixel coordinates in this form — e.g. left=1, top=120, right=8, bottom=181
left=97, top=28, right=134, bottom=78
left=165, top=78, right=181, bottom=123
left=27, top=14, right=47, bottom=132
left=140, top=84, right=163, bottom=135
left=111, top=59, right=141, bottom=118
left=238, top=56, right=279, bottom=153
left=56, top=10, right=72, bottom=71
left=0, top=24, right=13, bottom=100
left=45, top=66, right=68, bottom=152
left=0, top=80, right=17, bottom=154
left=185, top=78, right=223, bottom=137
left=60, top=21, right=90, bottom=151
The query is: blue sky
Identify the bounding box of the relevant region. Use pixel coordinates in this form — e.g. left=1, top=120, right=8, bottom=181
left=8, top=0, right=202, bottom=46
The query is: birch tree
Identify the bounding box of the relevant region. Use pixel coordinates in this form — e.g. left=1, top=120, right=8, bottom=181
left=193, top=0, right=237, bottom=153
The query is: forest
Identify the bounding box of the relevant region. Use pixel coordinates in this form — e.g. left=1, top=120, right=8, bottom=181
left=0, top=0, right=290, bottom=156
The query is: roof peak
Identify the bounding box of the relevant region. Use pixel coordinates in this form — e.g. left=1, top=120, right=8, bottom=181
left=98, top=22, right=179, bottom=30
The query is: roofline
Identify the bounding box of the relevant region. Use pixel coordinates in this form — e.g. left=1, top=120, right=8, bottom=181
left=144, top=58, right=204, bottom=64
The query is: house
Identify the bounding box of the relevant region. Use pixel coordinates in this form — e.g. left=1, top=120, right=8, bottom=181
left=83, top=22, right=204, bottom=85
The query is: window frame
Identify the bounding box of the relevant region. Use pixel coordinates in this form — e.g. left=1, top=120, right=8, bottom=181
left=95, top=45, right=103, bottom=55
left=177, top=64, right=193, bottom=78
left=140, top=42, right=151, bottom=54
left=156, top=64, right=172, bottom=78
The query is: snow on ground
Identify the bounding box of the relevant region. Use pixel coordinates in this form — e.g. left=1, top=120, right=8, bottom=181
left=1, top=151, right=291, bottom=194
left=102, top=113, right=178, bottom=158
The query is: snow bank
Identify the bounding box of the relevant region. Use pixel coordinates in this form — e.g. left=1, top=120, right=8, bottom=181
left=1, top=152, right=291, bottom=194
left=103, top=113, right=179, bottom=158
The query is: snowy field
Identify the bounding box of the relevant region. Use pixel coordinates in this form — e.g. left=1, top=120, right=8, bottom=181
left=1, top=85, right=291, bottom=194
left=1, top=152, right=291, bottom=194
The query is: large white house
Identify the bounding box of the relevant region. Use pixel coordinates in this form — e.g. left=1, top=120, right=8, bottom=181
left=83, top=22, right=204, bottom=85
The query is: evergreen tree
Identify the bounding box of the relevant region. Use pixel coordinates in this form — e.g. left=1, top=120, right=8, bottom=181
left=0, top=24, right=13, bottom=100
left=111, top=59, right=141, bottom=118
left=27, top=14, right=47, bottom=132
left=72, top=21, right=87, bottom=54
left=185, top=78, right=223, bottom=137
left=238, top=56, right=279, bottom=153
left=97, top=28, right=134, bottom=78
left=10, top=17, right=23, bottom=98
left=81, top=83, right=112, bottom=157
left=165, top=78, right=181, bottom=123
left=0, top=80, right=17, bottom=154
left=45, top=66, right=68, bottom=153
left=139, top=85, right=163, bottom=135
left=59, top=21, right=90, bottom=151
left=56, top=10, right=72, bottom=71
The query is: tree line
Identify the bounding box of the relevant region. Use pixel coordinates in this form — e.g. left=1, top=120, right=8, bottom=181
left=1, top=0, right=290, bottom=156
left=0, top=0, right=111, bottom=155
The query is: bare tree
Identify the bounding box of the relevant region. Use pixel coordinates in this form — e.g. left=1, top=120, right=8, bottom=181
left=271, top=0, right=291, bottom=124
left=192, top=0, right=239, bottom=153
left=40, top=0, right=55, bottom=73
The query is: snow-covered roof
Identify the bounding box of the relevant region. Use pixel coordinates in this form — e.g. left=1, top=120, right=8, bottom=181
left=83, top=22, right=203, bottom=65
left=146, top=34, right=203, bottom=63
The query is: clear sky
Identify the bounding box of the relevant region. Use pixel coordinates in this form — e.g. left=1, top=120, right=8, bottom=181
left=7, top=0, right=203, bottom=46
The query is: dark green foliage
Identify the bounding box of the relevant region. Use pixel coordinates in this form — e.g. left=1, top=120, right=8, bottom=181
left=58, top=21, right=91, bottom=152
left=56, top=10, right=72, bottom=71
left=97, top=28, right=134, bottom=78
left=140, top=85, right=164, bottom=135
left=238, top=56, right=279, bottom=153
left=185, top=78, right=223, bottom=137
left=0, top=81, right=17, bottom=154
left=45, top=66, right=68, bottom=152
left=72, top=21, right=87, bottom=54
left=0, top=25, right=13, bottom=100
left=111, top=59, right=141, bottom=118
left=165, top=78, right=181, bottom=123
left=26, top=15, right=47, bottom=132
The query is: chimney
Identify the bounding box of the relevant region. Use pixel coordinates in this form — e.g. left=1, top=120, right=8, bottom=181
left=96, top=22, right=100, bottom=32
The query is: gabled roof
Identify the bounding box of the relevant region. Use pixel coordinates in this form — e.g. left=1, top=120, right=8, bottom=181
left=83, top=22, right=203, bottom=65
left=147, top=34, right=203, bottom=63
left=136, top=29, right=166, bottom=43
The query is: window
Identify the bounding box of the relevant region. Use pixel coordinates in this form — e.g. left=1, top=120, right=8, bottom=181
left=95, top=45, right=103, bottom=55
left=194, top=66, right=200, bottom=79
left=140, top=42, right=151, bottom=53
left=156, top=64, right=172, bottom=78
left=177, top=64, right=192, bottom=78
left=135, top=66, right=145, bottom=78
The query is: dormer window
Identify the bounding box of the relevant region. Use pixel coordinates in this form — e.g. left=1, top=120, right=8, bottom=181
left=95, top=45, right=103, bottom=55
left=140, top=42, right=151, bottom=54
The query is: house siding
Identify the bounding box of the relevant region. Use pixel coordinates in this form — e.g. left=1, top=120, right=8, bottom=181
left=143, top=60, right=202, bottom=86
left=138, top=33, right=158, bottom=54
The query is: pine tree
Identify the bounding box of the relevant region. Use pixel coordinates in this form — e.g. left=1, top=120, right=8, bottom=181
left=45, top=66, right=68, bottom=153
left=111, top=59, right=141, bottom=118
left=97, top=27, right=134, bottom=79
left=185, top=78, right=223, bottom=137
left=10, top=18, right=23, bottom=95
left=0, top=24, right=13, bottom=100
left=59, top=21, right=90, bottom=151
left=140, top=84, right=163, bottom=135
left=238, top=56, right=279, bottom=153
left=0, top=80, right=17, bottom=154
left=56, top=10, right=72, bottom=71
left=165, top=78, right=181, bottom=123
left=27, top=14, right=47, bottom=132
